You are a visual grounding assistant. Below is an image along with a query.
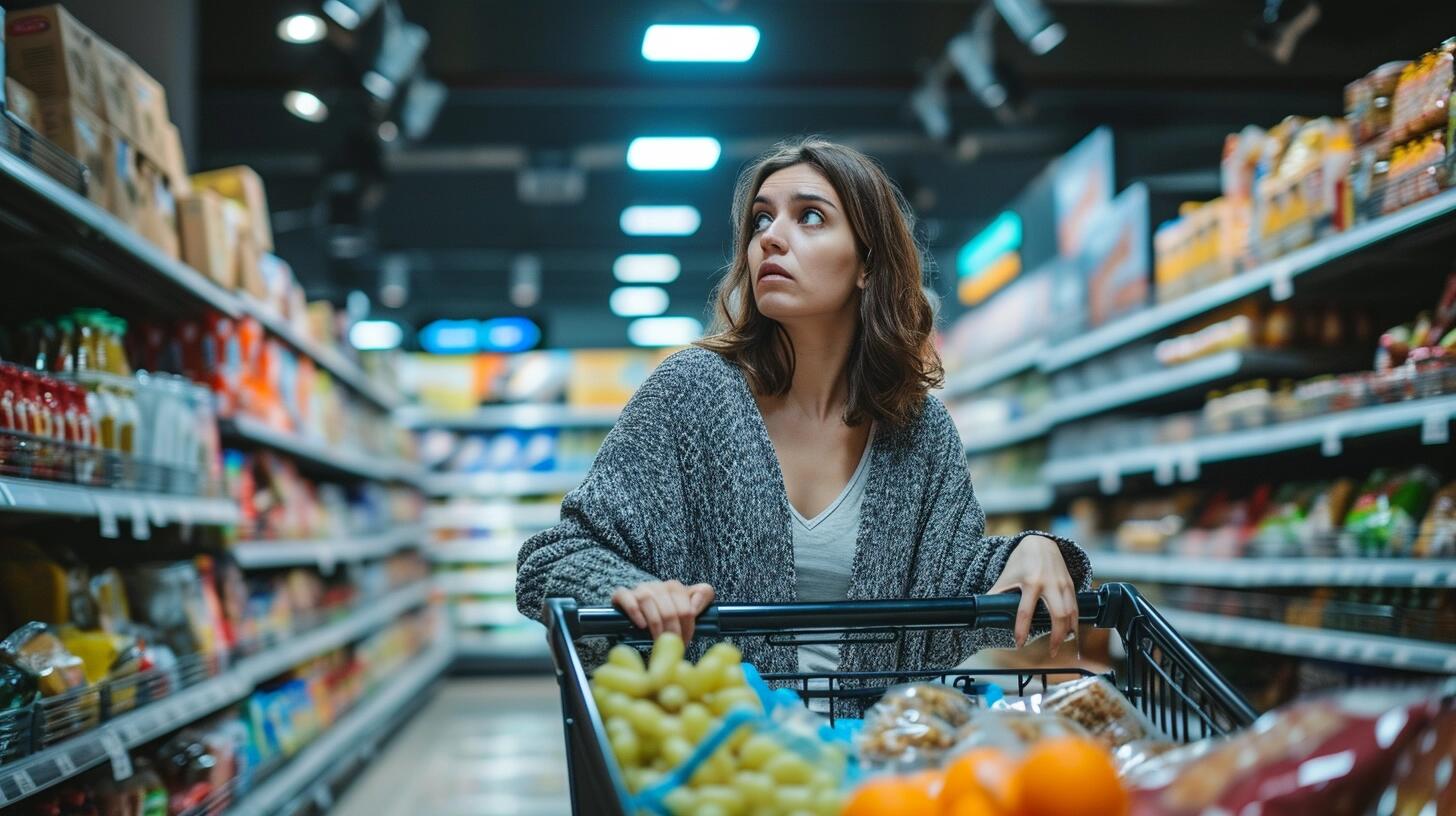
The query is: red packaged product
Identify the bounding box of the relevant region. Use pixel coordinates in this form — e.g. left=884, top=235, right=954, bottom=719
left=1127, top=683, right=1450, bottom=816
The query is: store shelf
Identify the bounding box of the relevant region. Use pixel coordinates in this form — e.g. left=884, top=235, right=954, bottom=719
left=426, top=470, right=587, bottom=498
left=233, top=525, right=427, bottom=570
left=396, top=403, right=620, bottom=430
left=227, top=641, right=451, bottom=816
left=1161, top=609, right=1456, bottom=673
left=0, top=147, right=242, bottom=319
left=220, top=417, right=423, bottom=485
left=0, top=476, right=239, bottom=526
left=976, top=484, right=1055, bottom=515
left=1093, top=552, right=1456, bottom=588
left=437, top=568, right=518, bottom=596
left=426, top=502, right=561, bottom=530
left=1039, top=187, right=1456, bottom=373
left=962, top=413, right=1052, bottom=454
left=0, top=148, right=402, bottom=414
left=942, top=341, right=1046, bottom=399
left=241, top=297, right=402, bottom=412
left=1044, top=394, right=1456, bottom=489
left=1044, top=350, right=1319, bottom=426
left=0, top=581, right=430, bottom=806
left=454, top=601, right=533, bottom=629
left=431, top=537, right=525, bottom=564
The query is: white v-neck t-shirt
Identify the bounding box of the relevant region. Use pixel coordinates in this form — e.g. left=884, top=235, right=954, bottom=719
left=792, top=425, right=874, bottom=673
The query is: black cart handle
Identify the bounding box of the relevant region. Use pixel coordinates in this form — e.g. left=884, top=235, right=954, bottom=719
left=563, top=590, right=1106, bottom=641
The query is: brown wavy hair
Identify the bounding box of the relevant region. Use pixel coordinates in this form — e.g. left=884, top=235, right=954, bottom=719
left=696, top=137, right=944, bottom=428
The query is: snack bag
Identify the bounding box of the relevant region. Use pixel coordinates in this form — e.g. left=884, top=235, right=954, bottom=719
left=0, top=621, right=88, bottom=696
left=951, top=708, right=1092, bottom=757
left=856, top=683, right=978, bottom=770
left=1039, top=675, right=1167, bottom=751
left=1373, top=695, right=1455, bottom=814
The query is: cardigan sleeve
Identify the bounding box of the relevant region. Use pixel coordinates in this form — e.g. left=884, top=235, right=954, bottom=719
left=514, top=355, right=689, bottom=622
left=915, top=399, right=1092, bottom=659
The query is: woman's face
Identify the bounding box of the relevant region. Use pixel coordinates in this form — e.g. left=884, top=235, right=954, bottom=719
left=746, top=164, right=866, bottom=323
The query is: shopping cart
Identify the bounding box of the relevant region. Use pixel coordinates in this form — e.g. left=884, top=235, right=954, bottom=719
left=545, top=582, right=1258, bottom=816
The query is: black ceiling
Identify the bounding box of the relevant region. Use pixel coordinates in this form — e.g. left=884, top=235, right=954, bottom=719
left=193, top=0, right=1455, bottom=347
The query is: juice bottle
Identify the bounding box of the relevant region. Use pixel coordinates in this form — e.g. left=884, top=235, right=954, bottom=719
left=72, top=310, right=100, bottom=373
left=105, top=316, right=133, bottom=377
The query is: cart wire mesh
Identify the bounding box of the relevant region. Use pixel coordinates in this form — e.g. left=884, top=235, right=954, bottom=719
left=545, top=582, right=1258, bottom=816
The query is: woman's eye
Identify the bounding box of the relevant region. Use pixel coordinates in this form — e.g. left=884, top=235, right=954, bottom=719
left=801, top=209, right=824, bottom=226
left=752, top=212, right=773, bottom=232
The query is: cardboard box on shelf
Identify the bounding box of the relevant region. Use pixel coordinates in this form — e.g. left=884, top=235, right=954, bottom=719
left=158, top=122, right=189, bottom=195
left=191, top=165, right=273, bottom=251
left=93, top=38, right=140, bottom=147
left=237, top=232, right=267, bottom=300
left=4, top=77, right=41, bottom=130
left=36, top=96, right=109, bottom=209
left=124, top=60, right=168, bottom=162
left=306, top=301, right=337, bottom=349
left=178, top=189, right=241, bottom=289
left=134, top=156, right=179, bottom=259
left=3, top=4, right=104, bottom=115
left=103, top=127, right=143, bottom=226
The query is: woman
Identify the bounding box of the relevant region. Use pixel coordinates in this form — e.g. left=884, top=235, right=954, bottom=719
left=516, top=137, right=1091, bottom=677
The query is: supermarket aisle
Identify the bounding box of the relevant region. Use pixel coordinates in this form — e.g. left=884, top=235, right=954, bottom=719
left=333, top=678, right=570, bottom=816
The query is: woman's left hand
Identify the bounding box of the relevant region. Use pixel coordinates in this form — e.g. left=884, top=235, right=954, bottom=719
left=988, top=535, right=1078, bottom=657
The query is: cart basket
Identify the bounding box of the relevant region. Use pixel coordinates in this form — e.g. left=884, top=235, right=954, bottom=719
left=545, top=582, right=1257, bottom=816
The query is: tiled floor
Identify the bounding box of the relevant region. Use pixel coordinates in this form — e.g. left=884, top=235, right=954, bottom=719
left=334, top=678, right=571, bottom=816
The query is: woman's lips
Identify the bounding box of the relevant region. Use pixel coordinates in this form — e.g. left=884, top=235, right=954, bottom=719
left=757, top=261, right=792, bottom=283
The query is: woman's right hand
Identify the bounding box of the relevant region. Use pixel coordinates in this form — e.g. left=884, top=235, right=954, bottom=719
left=611, top=580, right=715, bottom=643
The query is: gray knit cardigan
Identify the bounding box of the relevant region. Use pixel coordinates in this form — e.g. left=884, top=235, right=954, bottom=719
left=516, top=347, right=1092, bottom=675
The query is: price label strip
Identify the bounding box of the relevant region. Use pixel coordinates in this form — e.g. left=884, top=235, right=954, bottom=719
left=99, top=731, right=133, bottom=781
left=1422, top=411, right=1450, bottom=445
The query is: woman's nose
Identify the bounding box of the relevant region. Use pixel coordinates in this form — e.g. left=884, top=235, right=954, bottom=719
left=758, top=217, right=787, bottom=254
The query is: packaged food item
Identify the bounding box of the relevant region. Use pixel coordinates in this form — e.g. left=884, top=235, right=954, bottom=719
left=0, top=621, right=88, bottom=696
left=0, top=661, right=39, bottom=711
left=857, top=684, right=971, bottom=769
left=1342, top=467, right=1442, bottom=556
left=1039, top=676, right=1165, bottom=751
left=1126, top=683, right=1447, bottom=816
left=1416, top=481, right=1456, bottom=557
left=1372, top=697, right=1456, bottom=815
left=952, top=708, right=1091, bottom=757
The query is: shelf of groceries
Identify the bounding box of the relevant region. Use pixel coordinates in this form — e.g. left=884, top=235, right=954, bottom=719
left=0, top=579, right=432, bottom=806
left=1161, top=609, right=1456, bottom=673
left=0, top=147, right=402, bottom=415
left=946, top=186, right=1456, bottom=402
left=1092, top=550, right=1456, bottom=588
left=220, top=416, right=424, bottom=487
left=231, top=524, right=427, bottom=571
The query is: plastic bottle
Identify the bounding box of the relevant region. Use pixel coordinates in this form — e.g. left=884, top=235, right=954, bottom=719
left=105, top=316, right=133, bottom=377
left=72, top=311, right=100, bottom=373
left=94, top=383, right=120, bottom=452
left=115, top=384, right=140, bottom=456
left=54, top=317, right=77, bottom=374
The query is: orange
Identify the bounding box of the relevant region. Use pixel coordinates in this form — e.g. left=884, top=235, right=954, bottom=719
left=944, top=790, right=1003, bottom=816
left=1015, top=737, right=1128, bottom=816
left=842, top=776, right=939, bottom=816
left=907, top=769, right=945, bottom=800
left=940, top=749, right=1019, bottom=813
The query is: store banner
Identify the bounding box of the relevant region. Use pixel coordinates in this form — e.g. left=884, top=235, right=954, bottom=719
left=1081, top=182, right=1151, bottom=329
left=1053, top=127, right=1116, bottom=259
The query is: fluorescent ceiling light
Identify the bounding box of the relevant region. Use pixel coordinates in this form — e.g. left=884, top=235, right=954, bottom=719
left=480, top=317, right=542, bottom=353
left=349, top=320, right=404, bottom=351
left=642, top=25, right=760, bottom=62
left=610, top=286, right=670, bottom=318
left=419, top=320, right=479, bottom=354
left=993, top=0, right=1067, bottom=56
left=627, top=137, right=722, bottom=171
left=628, top=317, right=703, bottom=347
left=613, top=254, right=681, bottom=284
left=283, top=90, right=328, bottom=123
left=277, top=13, right=326, bottom=44
left=620, top=205, right=701, bottom=237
